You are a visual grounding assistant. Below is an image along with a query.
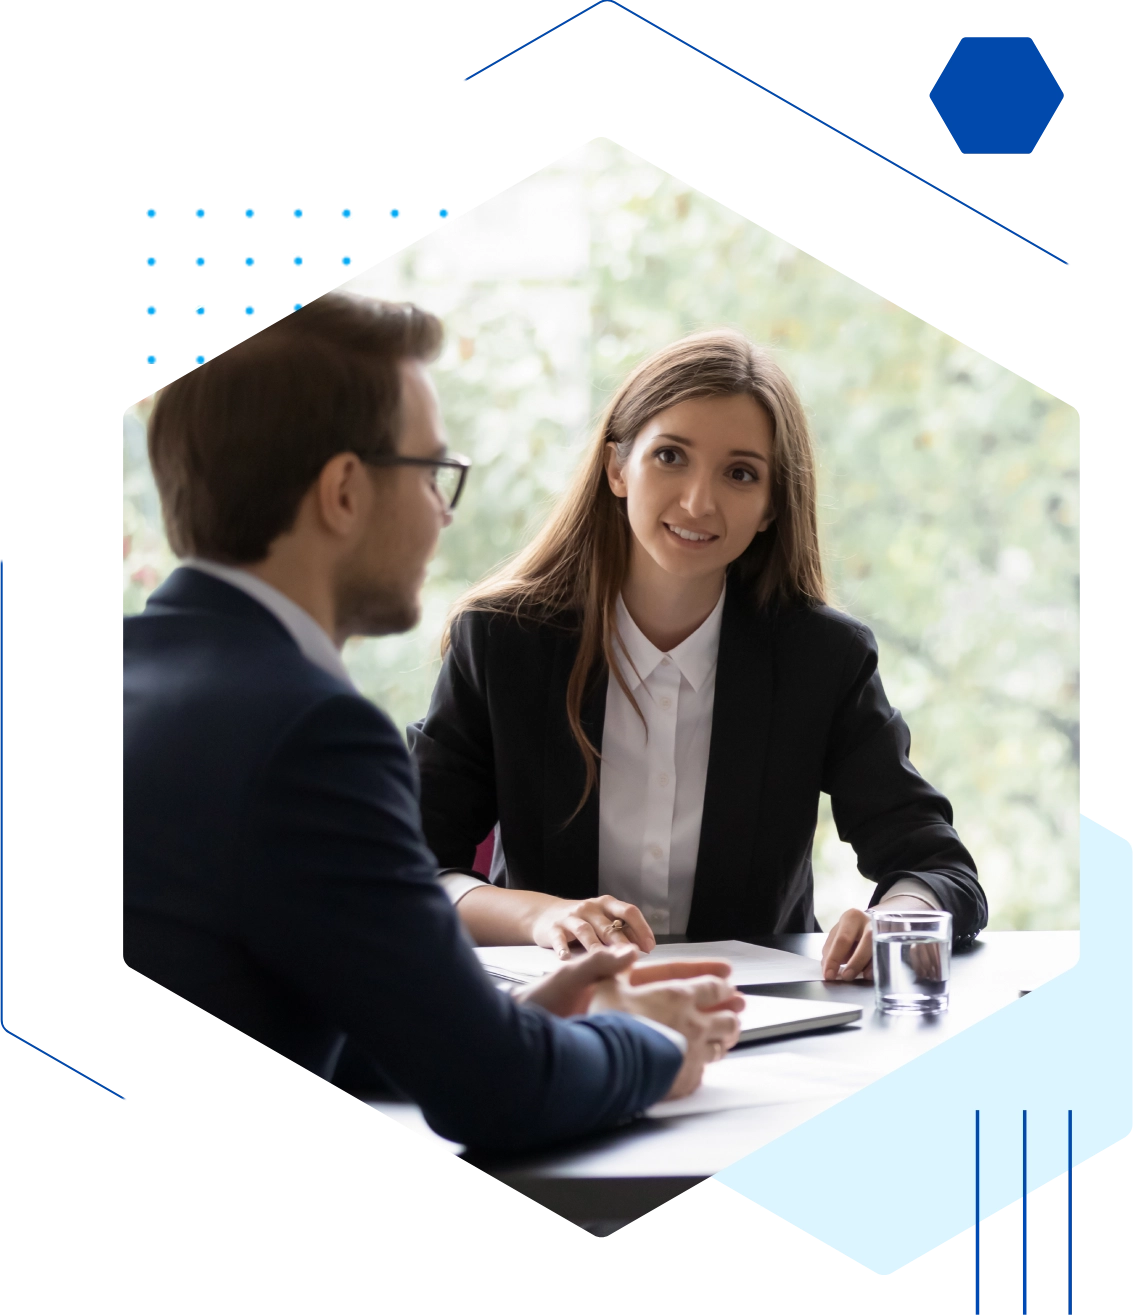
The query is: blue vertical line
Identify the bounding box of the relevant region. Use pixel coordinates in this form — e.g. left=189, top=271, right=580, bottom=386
left=978, top=1110, right=984, bottom=1316
left=1026, top=1110, right=1036, bottom=1316
left=0, top=550, right=5, bottom=1021
left=1062, top=1110, right=1073, bottom=1316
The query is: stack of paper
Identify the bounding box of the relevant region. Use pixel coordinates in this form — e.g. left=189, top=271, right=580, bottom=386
left=646, top=1051, right=880, bottom=1118
left=474, top=938, right=824, bottom=987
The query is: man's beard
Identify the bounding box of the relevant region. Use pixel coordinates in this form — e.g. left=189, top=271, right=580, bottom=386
left=335, top=574, right=421, bottom=639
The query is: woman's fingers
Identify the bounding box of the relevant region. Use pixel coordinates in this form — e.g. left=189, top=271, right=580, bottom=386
left=566, top=918, right=602, bottom=952
left=822, top=909, right=869, bottom=980
left=839, top=926, right=874, bottom=981
left=571, top=897, right=655, bottom=951
left=549, top=926, right=572, bottom=960
left=599, top=899, right=656, bottom=952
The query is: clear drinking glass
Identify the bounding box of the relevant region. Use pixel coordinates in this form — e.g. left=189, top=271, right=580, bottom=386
left=870, top=909, right=953, bottom=1014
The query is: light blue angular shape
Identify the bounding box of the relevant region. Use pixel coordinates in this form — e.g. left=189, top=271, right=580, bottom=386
left=715, top=817, right=1131, bottom=1273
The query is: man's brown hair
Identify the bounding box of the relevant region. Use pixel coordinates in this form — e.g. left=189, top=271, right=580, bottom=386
left=148, top=294, right=443, bottom=563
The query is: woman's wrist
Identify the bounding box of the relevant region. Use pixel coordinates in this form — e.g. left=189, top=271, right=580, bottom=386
left=456, top=883, right=565, bottom=946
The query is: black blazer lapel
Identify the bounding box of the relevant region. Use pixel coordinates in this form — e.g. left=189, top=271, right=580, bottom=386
left=541, top=628, right=605, bottom=900
left=686, top=583, right=775, bottom=940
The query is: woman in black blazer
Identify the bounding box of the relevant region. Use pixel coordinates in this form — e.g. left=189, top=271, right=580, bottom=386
left=409, top=331, right=987, bottom=980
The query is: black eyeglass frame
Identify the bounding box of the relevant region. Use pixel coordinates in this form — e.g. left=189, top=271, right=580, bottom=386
left=360, top=452, right=471, bottom=510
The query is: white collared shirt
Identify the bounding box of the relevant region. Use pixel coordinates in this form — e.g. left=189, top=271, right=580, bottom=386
left=598, top=591, right=725, bottom=936
left=182, top=558, right=353, bottom=687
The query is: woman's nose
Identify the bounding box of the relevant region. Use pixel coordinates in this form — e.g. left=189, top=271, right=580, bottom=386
left=679, top=472, right=716, bottom=518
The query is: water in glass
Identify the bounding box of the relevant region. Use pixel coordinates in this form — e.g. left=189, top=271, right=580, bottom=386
left=872, top=918, right=951, bottom=1014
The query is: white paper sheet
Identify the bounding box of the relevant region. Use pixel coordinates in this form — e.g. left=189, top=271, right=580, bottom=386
left=474, top=938, right=824, bottom=987
left=645, top=1051, right=880, bottom=1118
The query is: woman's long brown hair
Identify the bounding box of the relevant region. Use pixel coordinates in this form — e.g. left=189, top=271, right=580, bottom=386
left=444, top=330, right=827, bottom=812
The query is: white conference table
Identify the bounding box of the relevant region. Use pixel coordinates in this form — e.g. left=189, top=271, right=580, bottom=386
left=369, top=931, right=1079, bottom=1231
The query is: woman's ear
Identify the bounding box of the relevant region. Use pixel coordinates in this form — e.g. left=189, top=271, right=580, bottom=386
left=604, top=442, right=628, bottom=498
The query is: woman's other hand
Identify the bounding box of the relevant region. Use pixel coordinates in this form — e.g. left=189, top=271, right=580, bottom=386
left=531, top=894, right=656, bottom=959
left=821, top=897, right=940, bottom=981
left=820, top=908, right=874, bottom=982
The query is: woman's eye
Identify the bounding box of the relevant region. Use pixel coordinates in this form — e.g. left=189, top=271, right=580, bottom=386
left=655, top=447, right=684, bottom=466
left=727, top=466, right=759, bottom=484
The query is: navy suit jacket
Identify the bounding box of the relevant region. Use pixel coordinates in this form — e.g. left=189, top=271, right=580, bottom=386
left=123, top=568, right=681, bottom=1152
left=410, top=578, right=987, bottom=947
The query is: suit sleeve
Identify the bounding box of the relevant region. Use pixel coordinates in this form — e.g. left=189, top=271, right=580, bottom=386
left=406, top=610, right=499, bottom=870
left=821, top=624, right=989, bottom=947
left=242, top=693, right=680, bottom=1152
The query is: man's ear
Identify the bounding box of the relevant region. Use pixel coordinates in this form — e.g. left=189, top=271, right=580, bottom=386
left=603, top=442, right=628, bottom=498
left=314, top=452, right=369, bottom=538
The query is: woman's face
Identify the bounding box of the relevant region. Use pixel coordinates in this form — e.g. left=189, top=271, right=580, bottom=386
left=605, top=392, right=775, bottom=583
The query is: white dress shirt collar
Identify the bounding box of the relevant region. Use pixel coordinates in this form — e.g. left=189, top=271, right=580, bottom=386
left=612, top=585, right=726, bottom=693
left=181, top=558, right=354, bottom=688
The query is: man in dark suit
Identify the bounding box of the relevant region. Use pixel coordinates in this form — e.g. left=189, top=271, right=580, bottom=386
left=123, top=294, right=742, bottom=1153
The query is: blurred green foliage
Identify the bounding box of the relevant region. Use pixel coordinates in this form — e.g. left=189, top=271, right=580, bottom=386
left=124, top=140, right=1078, bottom=930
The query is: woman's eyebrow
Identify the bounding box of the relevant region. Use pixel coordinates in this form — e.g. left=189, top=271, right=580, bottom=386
left=654, top=433, right=769, bottom=464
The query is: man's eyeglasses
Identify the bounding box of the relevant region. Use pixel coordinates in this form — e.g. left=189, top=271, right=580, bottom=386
left=361, top=452, right=471, bottom=511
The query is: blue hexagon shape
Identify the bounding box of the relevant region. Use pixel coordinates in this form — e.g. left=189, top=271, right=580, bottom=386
left=931, top=37, right=1064, bottom=153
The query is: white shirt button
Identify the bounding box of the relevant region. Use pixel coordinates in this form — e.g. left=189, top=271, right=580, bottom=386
left=658, top=772, right=670, bottom=787
left=648, top=843, right=664, bottom=860
left=659, top=696, right=673, bottom=710
left=661, top=656, right=672, bottom=665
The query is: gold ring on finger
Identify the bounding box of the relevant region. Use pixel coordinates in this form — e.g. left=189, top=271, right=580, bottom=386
left=606, top=919, right=626, bottom=936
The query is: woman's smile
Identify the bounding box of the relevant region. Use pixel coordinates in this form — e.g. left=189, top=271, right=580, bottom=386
left=663, top=521, right=719, bottom=545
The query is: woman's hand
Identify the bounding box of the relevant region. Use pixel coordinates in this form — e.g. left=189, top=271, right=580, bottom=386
left=820, top=908, right=874, bottom=982
left=530, top=894, right=657, bottom=959
left=821, top=897, right=940, bottom=981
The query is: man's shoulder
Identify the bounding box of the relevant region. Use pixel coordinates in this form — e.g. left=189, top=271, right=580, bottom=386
left=124, top=582, right=395, bottom=765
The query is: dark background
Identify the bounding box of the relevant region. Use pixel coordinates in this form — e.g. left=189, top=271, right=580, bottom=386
left=11, top=10, right=1126, bottom=1300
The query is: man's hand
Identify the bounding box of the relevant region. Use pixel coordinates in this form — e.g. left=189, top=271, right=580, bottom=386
left=821, top=896, right=939, bottom=982
left=588, top=959, right=746, bottom=1101
left=512, top=944, right=640, bottom=1017
left=530, top=894, right=656, bottom=959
